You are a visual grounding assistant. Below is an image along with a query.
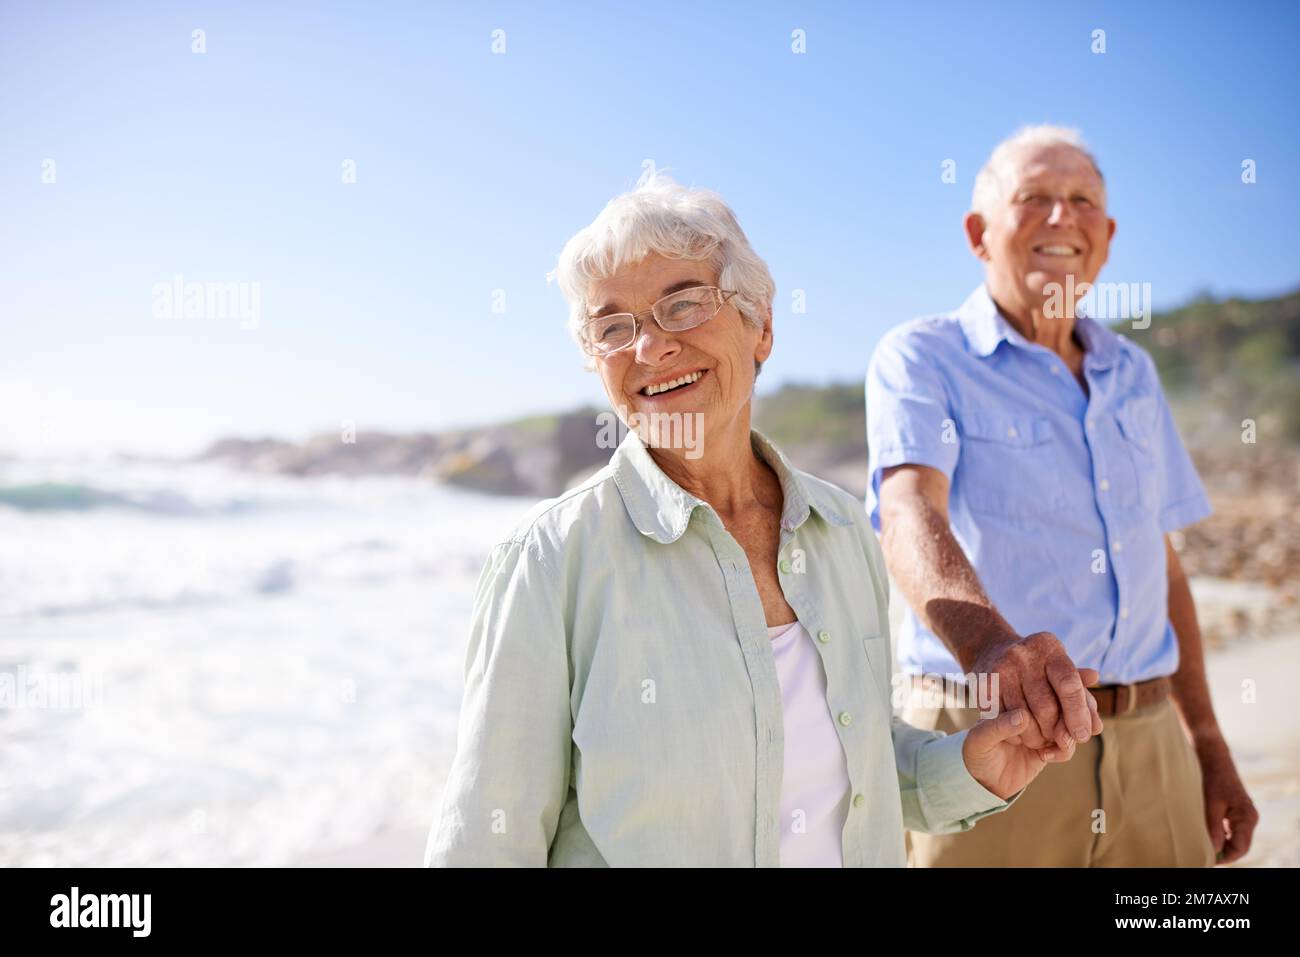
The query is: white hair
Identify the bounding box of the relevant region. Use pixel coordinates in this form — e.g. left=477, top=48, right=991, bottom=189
left=550, top=172, right=776, bottom=370
left=971, top=124, right=1106, bottom=218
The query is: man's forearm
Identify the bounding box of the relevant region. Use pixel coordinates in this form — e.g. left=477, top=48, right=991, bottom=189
left=881, top=496, right=1018, bottom=672
left=1165, top=540, right=1223, bottom=744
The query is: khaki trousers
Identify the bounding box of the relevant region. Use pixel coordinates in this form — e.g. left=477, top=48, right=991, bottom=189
left=903, top=681, right=1217, bottom=867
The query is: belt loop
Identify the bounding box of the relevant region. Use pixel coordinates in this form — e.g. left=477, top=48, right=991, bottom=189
left=1122, top=681, right=1139, bottom=715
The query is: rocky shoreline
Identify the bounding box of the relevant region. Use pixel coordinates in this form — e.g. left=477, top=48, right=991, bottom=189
left=196, top=407, right=613, bottom=499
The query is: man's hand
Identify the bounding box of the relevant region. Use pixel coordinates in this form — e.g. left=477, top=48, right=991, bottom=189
left=1196, top=734, right=1259, bottom=863
left=962, top=707, right=1078, bottom=800
left=970, top=631, right=1103, bottom=752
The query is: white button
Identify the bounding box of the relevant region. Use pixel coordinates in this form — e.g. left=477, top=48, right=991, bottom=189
left=1087, top=419, right=1095, bottom=429
left=1119, top=607, right=1129, bottom=620
left=1050, top=365, right=1060, bottom=375
left=1113, top=541, right=1124, bottom=552
left=1007, top=426, right=1018, bottom=438
left=1099, top=479, right=1110, bottom=491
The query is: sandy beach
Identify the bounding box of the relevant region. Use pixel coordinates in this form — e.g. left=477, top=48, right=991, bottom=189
left=1196, top=628, right=1300, bottom=867
left=294, top=575, right=1300, bottom=868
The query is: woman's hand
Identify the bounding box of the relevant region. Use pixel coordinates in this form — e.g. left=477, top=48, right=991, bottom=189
left=962, top=697, right=1103, bottom=800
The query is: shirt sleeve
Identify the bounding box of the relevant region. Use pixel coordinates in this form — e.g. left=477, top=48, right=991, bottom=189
left=424, top=535, right=572, bottom=867
left=1151, top=382, right=1212, bottom=533
left=860, top=520, right=1022, bottom=832
left=865, top=327, right=960, bottom=532
left=892, top=722, right=1023, bottom=833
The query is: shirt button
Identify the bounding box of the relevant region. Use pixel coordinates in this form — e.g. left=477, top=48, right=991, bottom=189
left=838, top=711, right=853, bottom=727
left=817, top=630, right=831, bottom=644
left=1119, top=607, right=1129, bottom=620
left=1099, top=478, right=1110, bottom=491
left=778, top=559, right=792, bottom=574
left=853, top=794, right=865, bottom=808
left=1049, top=365, right=1060, bottom=375
left=1113, top=541, right=1124, bottom=552
left=1006, top=426, right=1018, bottom=438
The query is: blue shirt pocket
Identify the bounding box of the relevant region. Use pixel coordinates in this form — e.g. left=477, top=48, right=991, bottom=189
left=1115, top=396, right=1159, bottom=510
left=955, top=412, right=1064, bottom=518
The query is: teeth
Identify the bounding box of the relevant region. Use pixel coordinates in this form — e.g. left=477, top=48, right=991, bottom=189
left=1037, top=245, right=1079, bottom=255
left=644, top=370, right=703, bottom=396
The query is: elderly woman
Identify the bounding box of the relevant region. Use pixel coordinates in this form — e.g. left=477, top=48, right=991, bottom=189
left=424, top=174, right=1101, bottom=867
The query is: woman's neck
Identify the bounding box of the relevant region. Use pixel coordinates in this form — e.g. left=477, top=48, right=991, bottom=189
left=648, top=414, right=778, bottom=516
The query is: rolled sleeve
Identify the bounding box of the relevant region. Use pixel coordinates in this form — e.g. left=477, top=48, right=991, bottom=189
left=425, top=535, right=572, bottom=867
left=865, top=327, right=959, bottom=531
left=893, top=719, right=1022, bottom=834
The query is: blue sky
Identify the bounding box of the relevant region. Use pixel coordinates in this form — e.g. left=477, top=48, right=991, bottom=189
left=3, top=0, right=1297, bottom=455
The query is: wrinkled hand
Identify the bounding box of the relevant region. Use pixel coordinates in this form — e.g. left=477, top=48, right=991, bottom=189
left=963, top=708, right=1083, bottom=799
left=971, top=631, right=1102, bottom=751
left=1197, top=736, right=1259, bottom=864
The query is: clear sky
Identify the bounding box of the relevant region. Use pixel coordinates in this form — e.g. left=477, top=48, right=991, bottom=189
left=3, top=0, right=1297, bottom=456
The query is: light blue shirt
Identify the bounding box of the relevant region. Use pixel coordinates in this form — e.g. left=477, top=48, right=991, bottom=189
left=865, top=285, right=1211, bottom=685
left=426, top=428, right=1017, bottom=867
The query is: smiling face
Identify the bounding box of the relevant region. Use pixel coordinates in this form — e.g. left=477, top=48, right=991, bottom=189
left=586, top=252, right=772, bottom=458
left=966, top=143, right=1117, bottom=322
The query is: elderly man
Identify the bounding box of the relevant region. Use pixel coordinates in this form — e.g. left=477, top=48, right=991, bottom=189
left=865, top=125, right=1259, bottom=866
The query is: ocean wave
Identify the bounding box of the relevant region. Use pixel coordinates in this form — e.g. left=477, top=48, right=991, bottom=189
left=0, top=482, right=261, bottom=516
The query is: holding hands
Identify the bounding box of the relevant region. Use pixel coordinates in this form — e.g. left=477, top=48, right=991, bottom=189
left=962, top=632, right=1103, bottom=799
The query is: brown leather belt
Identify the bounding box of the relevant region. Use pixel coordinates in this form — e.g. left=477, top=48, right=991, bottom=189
left=1089, top=676, right=1171, bottom=716
left=906, top=674, right=1171, bottom=717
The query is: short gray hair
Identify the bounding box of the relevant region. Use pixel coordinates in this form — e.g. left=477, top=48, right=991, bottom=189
left=550, top=172, right=776, bottom=371
left=971, top=125, right=1106, bottom=218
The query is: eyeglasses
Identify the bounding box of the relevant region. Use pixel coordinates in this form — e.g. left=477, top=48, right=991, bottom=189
left=580, top=285, right=738, bottom=357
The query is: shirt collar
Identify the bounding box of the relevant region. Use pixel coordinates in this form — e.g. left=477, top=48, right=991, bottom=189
left=956, top=284, right=1014, bottom=358
left=610, top=426, right=853, bottom=544
left=957, top=283, right=1119, bottom=369
left=1073, top=311, right=1120, bottom=370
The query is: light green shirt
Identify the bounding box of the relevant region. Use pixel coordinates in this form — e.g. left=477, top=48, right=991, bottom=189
left=425, top=428, right=1019, bottom=867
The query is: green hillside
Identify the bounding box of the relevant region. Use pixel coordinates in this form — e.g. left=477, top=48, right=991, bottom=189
left=1123, top=288, right=1300, bottom=442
